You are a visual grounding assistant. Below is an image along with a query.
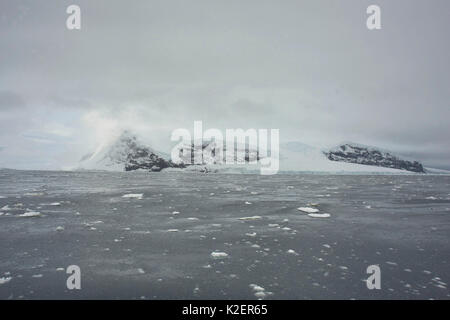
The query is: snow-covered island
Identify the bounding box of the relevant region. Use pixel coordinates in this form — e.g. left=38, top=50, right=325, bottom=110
left=77, top=131, right=443, bottom=174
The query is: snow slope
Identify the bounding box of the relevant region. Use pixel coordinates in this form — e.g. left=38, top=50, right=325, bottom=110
left=279, top=142, right=412, bottom=173
left=77, top=131, right=171, bottom=171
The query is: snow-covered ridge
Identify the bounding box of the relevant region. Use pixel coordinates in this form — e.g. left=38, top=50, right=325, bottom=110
left=78, top=131, right=177, bottom=171
left=278, top=142, right=414, bottom=173
left=323, top=143, right=425, bottom=173
left=77, top=131, right=444, bottom=174
left=174, top=139, right=260, bottom=166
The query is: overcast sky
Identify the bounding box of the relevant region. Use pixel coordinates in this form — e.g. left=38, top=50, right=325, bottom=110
left=0, top=0, right=449, bottom=170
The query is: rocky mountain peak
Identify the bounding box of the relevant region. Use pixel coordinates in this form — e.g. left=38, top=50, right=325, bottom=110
left=324, top=143, right=425, bottom=173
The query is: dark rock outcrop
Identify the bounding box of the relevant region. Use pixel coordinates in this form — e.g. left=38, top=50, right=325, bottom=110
left=98, top=131, right=183, bottom=172
left=177, top=141, right=260, bottom=165
left=324, top=143, right=425, bottom=173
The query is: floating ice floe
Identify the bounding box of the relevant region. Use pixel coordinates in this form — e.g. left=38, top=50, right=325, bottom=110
left=245, top=232, right=257, bottom=237
left=56, top=226, right=64, bottom=232
left=1, top=205, right=11, bottom=211
left=244, top=201, right=252, bottom=205
left=210, top=251, right=229, bottom=259
left=166, top=229, right=179, bottom=232
left=426, top=196, right=437, bottom=200
left=24, top=192, right=44, bottom=196
left=193, top=286, right=200, bottom=295
left=238, top=216, right=262, bottom=221
left=122, top=193, right=143, bottom=200
left=297, top=207, right=319, bottom=213
left=250, top=284, right=265, bottom=292
left=287, top=249, right=298, bottom=255
left=307, top=213, right=330, bottom=218
left=18, top=211, right=41, bottom=217
left=172, top=211, right=180, bottom=215
left=249, top=284, right=272, bottom=299
left=49, top=202, right=61, bottom=206
left=0, top=277, right=12, bottom=285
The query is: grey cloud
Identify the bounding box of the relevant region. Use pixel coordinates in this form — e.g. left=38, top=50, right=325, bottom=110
left=0, top=0, right=449, bottom=169
left=0, top=91, right=26, bottom=110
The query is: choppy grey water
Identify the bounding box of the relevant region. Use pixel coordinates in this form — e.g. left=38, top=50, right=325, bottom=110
left=0, top=170, right=449, bottom=299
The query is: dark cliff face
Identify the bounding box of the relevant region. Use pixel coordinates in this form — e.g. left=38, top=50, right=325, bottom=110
left=177, top=141, right=260, bottom=165
left=125, top=139, right=260, bottom=171
left=324, top=144, right=425, bottom=173
left=108, top=131, right=182, bottom=172
left=125, top=147, right=172, bottom=171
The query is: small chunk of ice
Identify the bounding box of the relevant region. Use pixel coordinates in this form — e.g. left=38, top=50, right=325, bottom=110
left=307, top=213, right=330, bottom=218
left=297, top=207, right=319, bottom=213
left=0, top=277, right=12, bottom=285
left=249, top=284, right=271, bottom=299
left=122, top=193, right=143, bottom=200
left=238, top=216, right=262, bottom=221
left=19, top=211, right=41, bottom=217
left=250, top=284, right=265, bottom=292
left=211, top=251, right=229, bottom=259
